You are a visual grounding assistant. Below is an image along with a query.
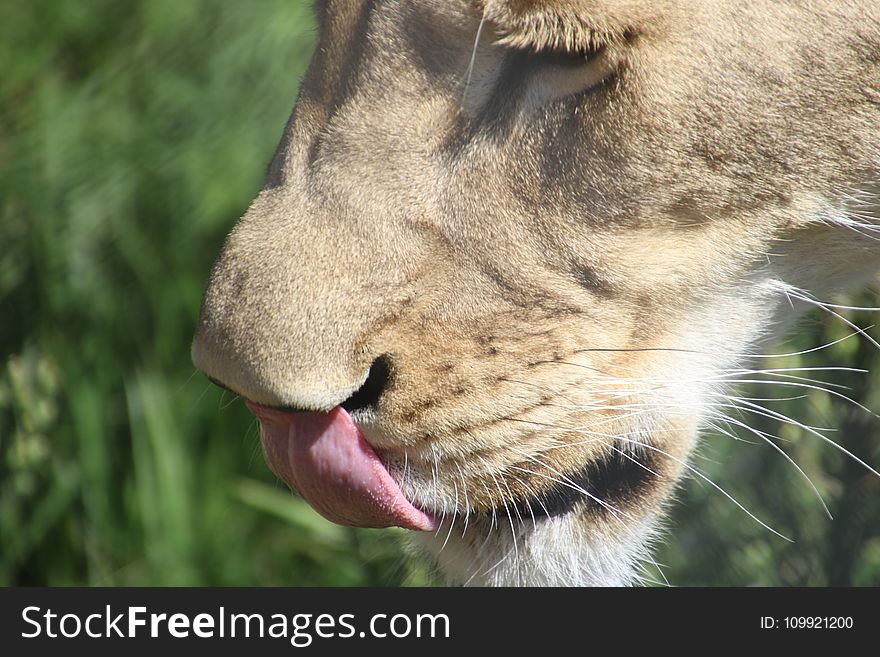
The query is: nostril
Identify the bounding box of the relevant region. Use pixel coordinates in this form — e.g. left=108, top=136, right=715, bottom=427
left=341, top=356, right=392, bottom=413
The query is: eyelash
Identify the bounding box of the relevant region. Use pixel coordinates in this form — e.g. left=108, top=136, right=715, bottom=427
left=536, top=45, right=605, bottom=69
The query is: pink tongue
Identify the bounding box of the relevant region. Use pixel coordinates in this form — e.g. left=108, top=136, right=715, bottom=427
left=247, top=402, right=437, bottom=532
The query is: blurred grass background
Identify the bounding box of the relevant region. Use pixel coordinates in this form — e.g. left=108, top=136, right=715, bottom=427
left=1, top=0, right=878, bottom=587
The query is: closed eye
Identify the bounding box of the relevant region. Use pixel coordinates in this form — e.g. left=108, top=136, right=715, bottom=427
left=460, top=38, right=619, bottom=119
left=527, top=46, right=619, bottom=105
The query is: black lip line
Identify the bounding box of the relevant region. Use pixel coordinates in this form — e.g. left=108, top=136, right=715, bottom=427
left=438, top=442, right=661, bottom=522
left=205, top=376, right=325, bottom=414
left=205, top=375, right=239, bottom=397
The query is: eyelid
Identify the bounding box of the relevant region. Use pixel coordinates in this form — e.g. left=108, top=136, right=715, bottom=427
left=532, top=48, right=618, bottom=101
left=537, top=45, right=605, bottom=69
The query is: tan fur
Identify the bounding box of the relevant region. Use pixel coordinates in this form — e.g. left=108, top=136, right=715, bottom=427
left=192, top=0, right=880, bottom=586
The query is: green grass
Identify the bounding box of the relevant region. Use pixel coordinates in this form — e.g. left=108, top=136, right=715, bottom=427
left=1, top=0, right=878, bottom=586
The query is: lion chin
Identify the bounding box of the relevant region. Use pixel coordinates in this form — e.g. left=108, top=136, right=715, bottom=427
left=192, top=0, right=880, bottom=586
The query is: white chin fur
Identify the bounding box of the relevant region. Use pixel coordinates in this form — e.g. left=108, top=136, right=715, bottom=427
left=409, top=512, right=662, bottom=587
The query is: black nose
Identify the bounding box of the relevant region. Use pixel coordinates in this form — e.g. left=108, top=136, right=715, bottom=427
left=341, top=356, right=391, bottom=413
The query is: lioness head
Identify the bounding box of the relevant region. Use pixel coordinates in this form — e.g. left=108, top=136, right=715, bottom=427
left=192, top=0, right=880, bottom=585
